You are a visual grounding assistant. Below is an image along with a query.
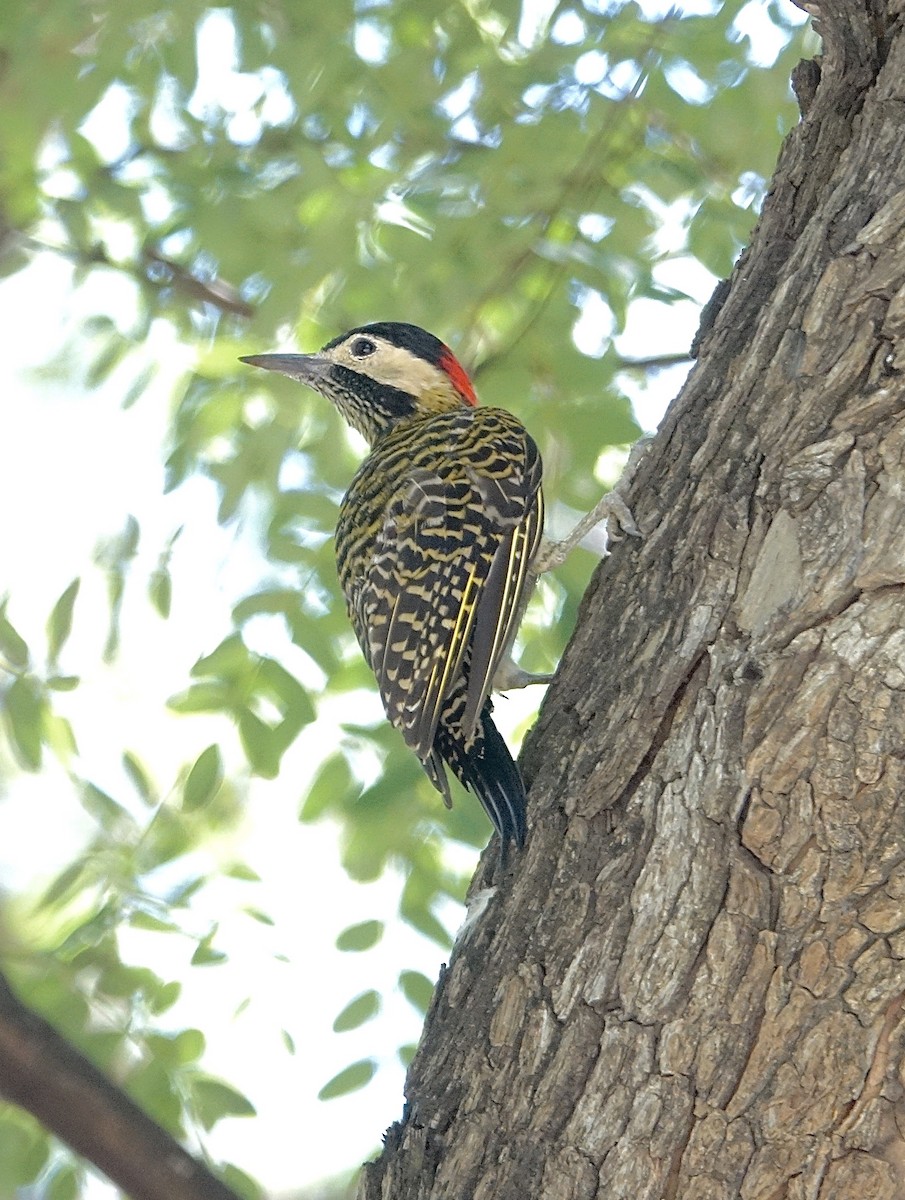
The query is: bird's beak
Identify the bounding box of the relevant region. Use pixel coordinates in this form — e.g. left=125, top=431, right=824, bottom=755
left=239, top=353, right=332, bottom=388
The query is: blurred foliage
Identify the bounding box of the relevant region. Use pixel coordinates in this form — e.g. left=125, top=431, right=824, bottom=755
left=0, top=0, right=808, bottom=1193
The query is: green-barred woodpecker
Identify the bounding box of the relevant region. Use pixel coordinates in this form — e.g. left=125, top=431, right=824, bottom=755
left=241, top=322, right=544, bottom=856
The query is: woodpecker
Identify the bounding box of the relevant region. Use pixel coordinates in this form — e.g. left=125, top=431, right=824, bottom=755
left=241, top=322, right=544, bottom=856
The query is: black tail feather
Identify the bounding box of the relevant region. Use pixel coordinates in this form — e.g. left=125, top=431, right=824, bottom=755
left=457, top=709, right=527, bottom=858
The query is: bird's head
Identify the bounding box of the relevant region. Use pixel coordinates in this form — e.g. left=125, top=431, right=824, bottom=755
left=240, top=321, right=477, bottom=444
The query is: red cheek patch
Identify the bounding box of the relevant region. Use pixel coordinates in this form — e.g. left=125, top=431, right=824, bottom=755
left=439, top=347, right=478, bottom=406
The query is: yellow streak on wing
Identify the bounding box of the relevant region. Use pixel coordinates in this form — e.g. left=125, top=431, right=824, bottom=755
left=461, top=489, right=544, bottom=737
left=494, top=488, right=543, bottom=665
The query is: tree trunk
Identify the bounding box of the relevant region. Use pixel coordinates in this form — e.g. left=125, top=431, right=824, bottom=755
left=357, top=3, right=905, bottom=1197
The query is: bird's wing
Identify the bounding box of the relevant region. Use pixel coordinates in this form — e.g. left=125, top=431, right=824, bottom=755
left=459, top=474, right=544, bottom=737
left=360, top=410, right=543, bottom=762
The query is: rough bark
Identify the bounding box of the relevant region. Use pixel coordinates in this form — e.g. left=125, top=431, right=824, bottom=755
left=357, top=2, right=905, bottom=1197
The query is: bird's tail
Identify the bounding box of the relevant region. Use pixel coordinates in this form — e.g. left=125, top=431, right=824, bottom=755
left=457, top=708, right=527, bottom=859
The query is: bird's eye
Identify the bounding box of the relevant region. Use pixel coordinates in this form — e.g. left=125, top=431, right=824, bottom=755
left=349, top=337, right=377, bottom=358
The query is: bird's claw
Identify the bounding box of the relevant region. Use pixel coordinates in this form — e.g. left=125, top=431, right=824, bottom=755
left=533, top=489, right=640, bottom=574
left=492, top=655, right=554, bottom=692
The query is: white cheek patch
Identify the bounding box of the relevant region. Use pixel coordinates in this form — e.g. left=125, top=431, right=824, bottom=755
left=327, top=339, right=447, bottom=394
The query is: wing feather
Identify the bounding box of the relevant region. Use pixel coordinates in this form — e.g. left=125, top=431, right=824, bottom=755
left=460, top=486, right=544, bottom=736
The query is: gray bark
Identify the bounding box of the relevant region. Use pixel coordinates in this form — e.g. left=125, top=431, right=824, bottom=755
left=358, top=1, right=905, bottom=1196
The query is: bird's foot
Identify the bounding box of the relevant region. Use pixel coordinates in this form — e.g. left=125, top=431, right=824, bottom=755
left=533, top=434, right=649, bottom=573
left=533, top=489, right=640, bottom=574
left=492, top=655, right=554, bottom=692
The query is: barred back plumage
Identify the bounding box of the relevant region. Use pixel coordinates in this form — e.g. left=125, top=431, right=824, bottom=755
left=241, top=322, right=543, bottom=856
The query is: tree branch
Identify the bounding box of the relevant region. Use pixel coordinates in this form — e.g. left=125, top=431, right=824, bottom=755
left=142, top=249, right=255, bottom=319
left=0, top=970, right=243, bottom=1200
left=614, top=351, right=691, bottom=372
left=13, top=232, right=254, bottom=320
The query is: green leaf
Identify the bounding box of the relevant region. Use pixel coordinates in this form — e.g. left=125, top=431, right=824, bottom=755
left=122, top=364, right=156, bottom=409
left=128, top=911, right=179, bottom=933
left=237, top=709, right=281, bottom=778
left=180, top=636, right=314, bottom=775
left=398, top=1043, right=418, bottom=1068
left=191, top=1077, right=256, bottom=1131
left=0, top=606, right=29, bottom=669
left=400, top=861, right=446, bottom=914
left=47, top=675, right=80, bottom=691
left=399, top=970, right=435, bottom=1016
left=120, top=514, right=141, bottom=557
left=400, top=903, right=454, bottom=950
left=46, top=578, right=80, bottom=665
left=149, top=981, right=182, bottom=1014
left=4, top=675, right=44, bottom=770
left=149, top=568, right=172, bottom=618
left=301, top=753, right=355, bottom=821
left=225, top=863, right=261, bottom=882
left=182, top=744, right=223, bottom=811
left=147, top=1029, right=205, bottom=1066
left=317, top=1059, right=378, bottom=1101
left=243, top=907, right=275, bottom=926
left=86, top=330, right=129, bottom=388
left=192, top=632, right=251, bottom=679
left=336, top=919, right=384, bottom=952
left=80, top=782, right=132, bottom=827
left=255, top=655, right=316, bottom=736
left=333, top=990, right=381, bottom=1032
left=165, top=876, right=206, bottom=906
left=43, top=711, right=78, bottom=762
left=127, top=1059, right=183, bottom=1132
left=0, top=1116, right=48, bottom=1187
left=219, top=1163, right=264, bottom=1200
left=122, top=750, right=155, bottom=805
left=191, top=929, right=227, bottom=966
left=168, top=682, right=233, bottom=713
